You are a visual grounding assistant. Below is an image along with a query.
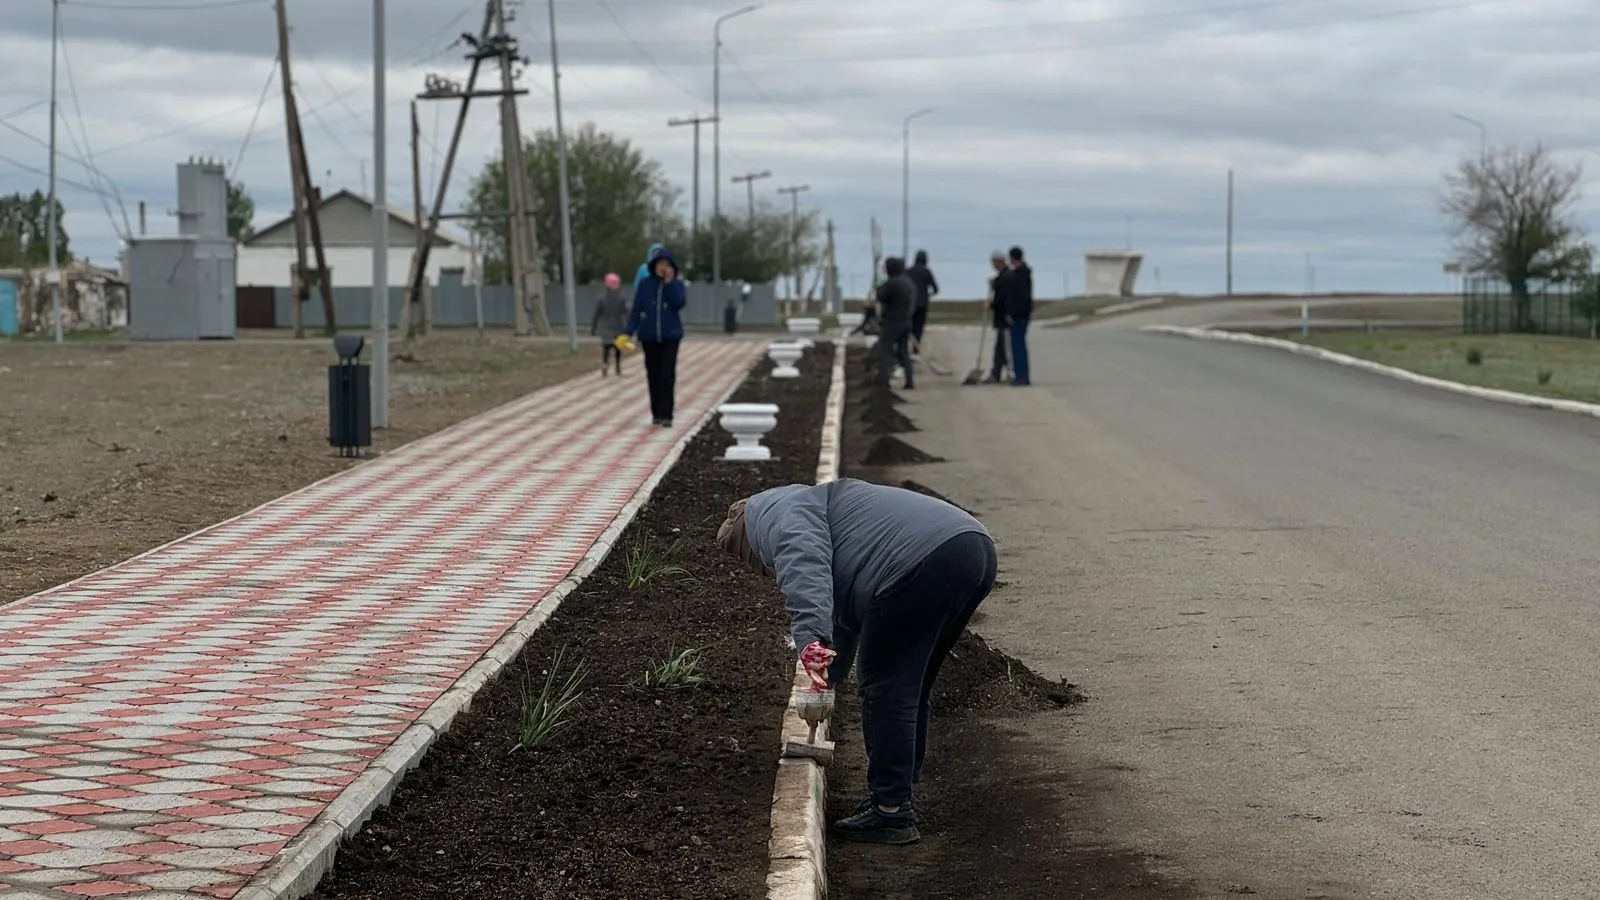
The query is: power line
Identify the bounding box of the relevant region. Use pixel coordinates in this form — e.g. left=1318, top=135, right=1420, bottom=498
left=293, top=82, right=358, bottom=172
left=231, top=59, right=278, bottom=175
left=56, top=12, right=131, bottom=241
left=0, top=151, right=115, bottom=199
left=593, top=0, right=706, bottom=104
left=68, top=0, right=266, bottom=9
left=721, top=48, right=899, bottom=160
left=0, top=100, right=47, bottom=122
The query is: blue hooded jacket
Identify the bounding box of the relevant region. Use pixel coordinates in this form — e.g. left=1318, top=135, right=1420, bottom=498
left=626, top=245, right=687, bottom=343
left=633, top=242, right=665, bottom=292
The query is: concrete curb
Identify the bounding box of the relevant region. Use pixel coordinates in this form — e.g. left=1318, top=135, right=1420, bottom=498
left=239, top=350, right=761, bottom=900
left=765, top=338, right=846, bottom=900
left=1141, top=324, right=1600, bottom=420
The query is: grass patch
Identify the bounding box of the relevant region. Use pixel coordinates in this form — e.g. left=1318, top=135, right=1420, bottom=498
left=512, top=648, right=587, bottom=753
left=1303, top=332, right=1600, bottom=404
left=621, top=536, right=688, bottom=589
left=641, top=646, right=706, bottom=689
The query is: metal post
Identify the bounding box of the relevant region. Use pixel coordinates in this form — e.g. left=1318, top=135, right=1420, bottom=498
left=371, top=0, right=389, bottom=428
left=548, top=0, right=579, bottom=353
left=901, top=107, right=931, bottom=260
left=731, top=170, right=770, bottom=232
left=1225, top=168, right=1234, bottom=297
left=668, top=114, right=715, bottom=269
left=777, top=184, right=809, bottom=306
left=1450, top=111, right=1487, bottom=157
left=713, top=5, right=759, bottom=312
left=47, top=0, right=61, bottom=343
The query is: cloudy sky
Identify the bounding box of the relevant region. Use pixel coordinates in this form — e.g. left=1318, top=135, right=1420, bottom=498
left=1, top=0, right=1597, bottom=298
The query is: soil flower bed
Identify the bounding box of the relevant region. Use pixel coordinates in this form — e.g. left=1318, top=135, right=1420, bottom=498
left=307, top=345, right=833, bottom=900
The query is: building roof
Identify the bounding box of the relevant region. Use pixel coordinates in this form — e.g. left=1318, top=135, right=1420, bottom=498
left=244, top=189, right=470, bottom=248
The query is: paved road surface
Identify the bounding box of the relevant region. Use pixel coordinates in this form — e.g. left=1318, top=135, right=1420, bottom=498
left=901, top=316, right=1600, bottom=899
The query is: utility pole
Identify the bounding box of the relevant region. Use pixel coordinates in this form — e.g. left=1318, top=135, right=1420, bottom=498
left=712, top=5, right=760, bottom=318
left=406, top=5, right=511, bottom=340
left=668, top=112, right=716, bottom=267
left=274, top=0, right=336, bottom=337
left=407, top=100, right=423, bottom=341
left=492, top=0, right=549, bottom=337
left=372, top=0, right=389, bottom=428
left=547, top=0, right=579, bottom=353
left=1225, top=167, right=1235, bottom=297
left=732, top=170, right=771, bottom=229
left=776, top=183, right=809, bottom=309
left=824, top=218, right=837, bottom=316
left=901, top=107, right=932, bottom=259
left=47, top=0, right=61, bottom=343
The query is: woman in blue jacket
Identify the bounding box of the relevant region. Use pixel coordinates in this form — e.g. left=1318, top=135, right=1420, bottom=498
left=625, top=245, right=688, bottom=427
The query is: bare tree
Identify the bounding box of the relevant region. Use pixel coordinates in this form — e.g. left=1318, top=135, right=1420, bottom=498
left=1441, top=144, right=1590, bottom=332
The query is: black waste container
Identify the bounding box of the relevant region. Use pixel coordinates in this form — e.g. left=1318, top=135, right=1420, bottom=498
left=328, top=335, right=372, bottom=457
left=724, top=304, right=738, bottom=334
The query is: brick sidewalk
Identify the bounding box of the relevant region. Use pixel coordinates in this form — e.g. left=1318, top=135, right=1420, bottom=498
left=0, top=340, right=761, bottom=899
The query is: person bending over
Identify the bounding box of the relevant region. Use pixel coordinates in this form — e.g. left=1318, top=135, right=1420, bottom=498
left=716, top=478, right=997, bottom=845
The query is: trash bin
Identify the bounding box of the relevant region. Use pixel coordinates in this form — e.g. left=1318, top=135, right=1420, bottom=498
left=328, top=334, right=371, bottom=457
left=724, top=302, right=738, bottom=334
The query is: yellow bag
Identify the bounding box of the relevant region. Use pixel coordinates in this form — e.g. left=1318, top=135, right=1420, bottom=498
left=613, top=334, right=638, bottom=354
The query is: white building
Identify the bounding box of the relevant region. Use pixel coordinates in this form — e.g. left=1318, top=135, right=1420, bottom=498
left=236, top=190, right=477, bottom=288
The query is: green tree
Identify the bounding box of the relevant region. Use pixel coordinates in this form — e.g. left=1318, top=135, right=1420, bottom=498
left=1441, top=144, right=1592, bottom=332
left=465, top=123, right=682, bottom=285
left=0, top=190, right=72, bottom=268
left=227, top=179, right=256, bottom=241
left=670, top=205, right=823, bottom=288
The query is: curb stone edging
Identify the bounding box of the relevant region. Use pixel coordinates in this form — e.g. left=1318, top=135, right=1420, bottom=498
left=1142, top=324, right=1600, bottom=420
left=765, top=338, right=846, bottom=900
left=239, top=348, right=762, bottom=900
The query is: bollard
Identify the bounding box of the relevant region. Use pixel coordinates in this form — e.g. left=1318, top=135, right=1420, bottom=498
left=328, top=334, right=372, bottom=458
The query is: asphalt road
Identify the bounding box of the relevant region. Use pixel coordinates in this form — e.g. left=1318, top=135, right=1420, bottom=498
left=900, top=316, right=1600, bottom=899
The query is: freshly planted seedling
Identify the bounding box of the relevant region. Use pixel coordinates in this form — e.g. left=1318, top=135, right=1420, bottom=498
left=1466, top=346, right=1484, bottom=365
left=623, top=536, right=688, bottom=589
left=513, top=648, right=586, bottom=752
left=1537, top=368, right=1554, bottom=385
left=642, top=646, right=706, bottom=689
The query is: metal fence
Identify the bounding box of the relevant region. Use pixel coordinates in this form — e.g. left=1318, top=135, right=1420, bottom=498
left=1462, top=275, right=1600, bottom=338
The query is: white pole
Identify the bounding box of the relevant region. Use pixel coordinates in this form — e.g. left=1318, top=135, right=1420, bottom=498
left=901, top=107, right=931, bottom=260
left=472, top=235, right=484, bottom=337
left=548, top=0, right=579, bottom=353
left=47, top=0, right=62, bottom=344
left=712, top=5, right=759, bottom=315
left=371, top=0, right=389, bottom=427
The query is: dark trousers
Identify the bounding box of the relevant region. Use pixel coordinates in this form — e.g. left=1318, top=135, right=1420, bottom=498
left=641, top=339, right=680, bottom=422
left=876, top=321, right=914, bottom=388
left=989, top=324, right=1009, bottom=380
left=1008, top=317, right=1031, bottom=384
left=911, top=305, right=929, bottom=348
left=601, top=341, right=622, bottom=372
left=832, top=532, right=997, bottom=810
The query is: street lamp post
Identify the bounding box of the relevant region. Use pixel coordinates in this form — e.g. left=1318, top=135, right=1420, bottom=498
left=713, top=4, right=760, bottom=307
left=901, top=107, right=932, bottom=259
left=547, top=0, right=579, bottom=353
left=47, top=0, right=61, bottom=344
left=668, top=113, right=717, bottom=268
left=1449, top=111, right=1487, bottom=157
left=370, top=0, right=388, bottom=427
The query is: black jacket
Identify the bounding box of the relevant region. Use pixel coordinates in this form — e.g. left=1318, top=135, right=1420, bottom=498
left=875, top=274, right=917, bottom=326
left=989, top=269, right=1012, bottom=327
left=907, top=264, right=939, bottom=310
left=1006, top=262, right=1034, bottom=320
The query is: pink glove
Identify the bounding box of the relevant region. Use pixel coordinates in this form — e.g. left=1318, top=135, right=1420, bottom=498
left=799, top=641, right=836, bottom=689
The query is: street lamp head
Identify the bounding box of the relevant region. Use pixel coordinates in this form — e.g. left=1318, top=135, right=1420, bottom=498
left=717, top=4, right=761, bottom=28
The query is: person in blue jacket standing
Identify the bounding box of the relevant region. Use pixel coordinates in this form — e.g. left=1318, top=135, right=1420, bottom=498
left=625, top=244, right=687, bottom=427
left=633, top=242, right=665, bottom=292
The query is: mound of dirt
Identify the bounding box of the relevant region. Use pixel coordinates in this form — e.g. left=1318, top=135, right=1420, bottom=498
left=896, top=479, right=975, bottom=514
left=863, top=407, right=919, bottom=435
left=932, top=631, right=1084, bottom=714
left=861, top=435, right=944, bottom=466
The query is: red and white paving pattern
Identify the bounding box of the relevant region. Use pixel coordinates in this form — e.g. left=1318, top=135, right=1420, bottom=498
left=0, top=340, right=761, bottom=899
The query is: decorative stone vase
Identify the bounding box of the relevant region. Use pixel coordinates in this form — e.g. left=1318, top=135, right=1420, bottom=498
left=837, top=312, right=864, bottom=331
left=787, top=317, right=822, bottom=334
left=768, top=341, right=804, bottom=379
left=718, top=403, right=780, bottom=461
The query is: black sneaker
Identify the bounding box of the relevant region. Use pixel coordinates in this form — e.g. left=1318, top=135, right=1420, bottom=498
left=834, top=804, right=919, bottom=845
left=659, top=419, right=673, bottom=428
left=851, top=796, right=915, bottom=816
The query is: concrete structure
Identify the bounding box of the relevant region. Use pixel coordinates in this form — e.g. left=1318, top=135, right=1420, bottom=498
left=126, top=160, right=236, bottom=340
left=237, top=189, right=476, bottom=289
left=1084, top=250, right=1143, bottom=297
left=0, top=261, right=128, bottom=334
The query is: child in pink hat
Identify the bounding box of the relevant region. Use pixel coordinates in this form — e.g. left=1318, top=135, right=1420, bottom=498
left=592, top=272, right=629, bottom=376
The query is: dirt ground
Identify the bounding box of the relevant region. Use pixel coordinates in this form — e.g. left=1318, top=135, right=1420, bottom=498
left=307, top=347, right=830, bottom=900
left=826, top=345, right=1200, bottom=899
left=0, top=332, right=601, bottom=604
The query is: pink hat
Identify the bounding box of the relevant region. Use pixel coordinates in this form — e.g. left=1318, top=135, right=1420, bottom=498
left=604, top=273, right=621, bottom=289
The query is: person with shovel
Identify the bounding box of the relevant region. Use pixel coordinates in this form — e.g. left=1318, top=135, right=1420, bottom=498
left=984, top=250, right=1012, bottom=384
left=716, top=479, right=997, bottom=845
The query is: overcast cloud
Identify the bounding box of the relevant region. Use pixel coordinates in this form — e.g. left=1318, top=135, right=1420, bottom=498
left=2, top=0, right=1598, bottom=297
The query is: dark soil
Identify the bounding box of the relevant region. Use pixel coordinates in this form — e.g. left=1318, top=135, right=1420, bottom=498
left=861, top=434, right=945, bottom=466
left=862, top=407, right=919, bottom=435
left=826, top=344, right=1196, bottom=900
left=308, top=346, right=834, bottom=900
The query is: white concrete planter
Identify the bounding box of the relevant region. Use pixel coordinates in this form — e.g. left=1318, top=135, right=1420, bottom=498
left=768, top=342, right=804, bottom=379
left=718, top=403, right=780, bottom=461
left=786, top=317, right=822, bottom=334
left=837, top=312, right=863, bottom=331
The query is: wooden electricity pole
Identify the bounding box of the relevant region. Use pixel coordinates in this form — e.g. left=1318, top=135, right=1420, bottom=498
left=406, top=100, right=423, bottom=341
left=273, top=0, right=335, bottom=336
left=492, top=0, right=549, bottom=337
left=776, top=183, right=809, bottom=315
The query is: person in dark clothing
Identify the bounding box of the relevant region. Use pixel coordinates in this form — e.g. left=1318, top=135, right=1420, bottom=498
left=591, top=272, right=629, bottom=377
left=874, top=257, right=917, bottom=390
left=906, top=250, right=939, bottom=355
left=624, top=245, right=687, bottom=427
left=985, top=251, right=1011, bottom=384
left=716, top=479, right=997, bottom=845
left=1005, top=246, right=1034, bottom=386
